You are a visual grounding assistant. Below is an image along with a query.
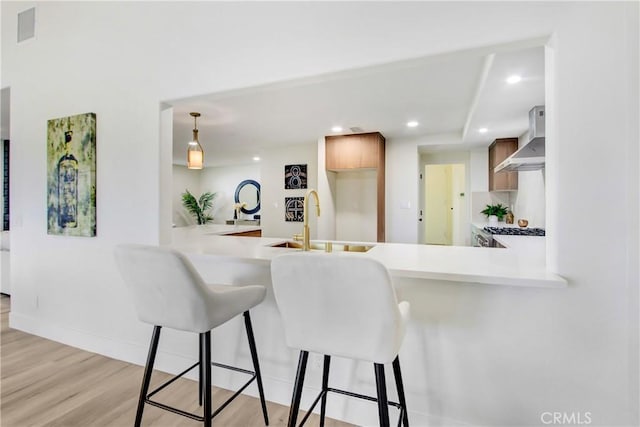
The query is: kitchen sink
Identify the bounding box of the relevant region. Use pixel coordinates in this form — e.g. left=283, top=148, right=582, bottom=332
left=269, top=240, right=374, bottom=253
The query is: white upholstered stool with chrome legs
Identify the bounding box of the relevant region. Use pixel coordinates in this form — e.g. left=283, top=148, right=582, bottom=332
left=271, top=252, right=410, bottom=427
left=115, top=244, right=269, bottom=427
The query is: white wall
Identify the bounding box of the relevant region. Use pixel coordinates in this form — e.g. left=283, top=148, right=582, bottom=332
left=171, top=165, right=201, bottom=227
left=261, top=143, right=317, bottom=239
left=0, top=87, right=9, bottom=140
left=386, top=137, right=420, bottom=244
left=199, top=163, right=260, bottom=224
left=335, top=170, right=377, bottom=242
left=2, top=2, right=638, bottom=426
left=469, top=148, right=488, bottom=192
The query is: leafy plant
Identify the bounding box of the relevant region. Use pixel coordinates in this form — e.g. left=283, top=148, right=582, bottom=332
left=182, top=190, right=217, bottom=225
left=481, top=203, right=509, bottom=220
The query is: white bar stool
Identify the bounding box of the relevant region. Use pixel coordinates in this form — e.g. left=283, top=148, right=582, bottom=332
left=271, top=252, right=410, bottom=427
left=115, top=244, right=269, bottom=427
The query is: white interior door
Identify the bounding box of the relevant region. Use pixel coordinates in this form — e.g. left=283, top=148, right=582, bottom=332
left=424, top=164, right=452, bottom=245
left=424, top=163, right=466, bottom=246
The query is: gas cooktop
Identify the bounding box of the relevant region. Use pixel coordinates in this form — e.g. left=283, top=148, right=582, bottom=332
left=483, top=226, right=546, bottom=236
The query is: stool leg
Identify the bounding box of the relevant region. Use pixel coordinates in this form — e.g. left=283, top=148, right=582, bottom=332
left=135, top=326, right=161, bottom=427
left=201, top=331, right=212, bottom=427
left=244, top=311, right=269, bottom=425
left=199, top=337, right=203, bottom=406
left=374, top=363, right=390, bottom=427
left=288, top=351, right=309, bottom=427
left=319, top=355, right=331, bottom=427
left=392, top=357, right=409, bottom=427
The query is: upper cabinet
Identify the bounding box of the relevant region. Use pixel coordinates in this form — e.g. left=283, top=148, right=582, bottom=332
left=489, top=138, right=518, bottom=191
left=325, top=132, right=385, bottom=171
left=325, top=132, right=386, bottom=242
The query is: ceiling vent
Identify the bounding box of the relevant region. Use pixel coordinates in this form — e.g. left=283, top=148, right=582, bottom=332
left=17, top=8, right=35, bottom=43
left=349, top=126, right=363, bottom=133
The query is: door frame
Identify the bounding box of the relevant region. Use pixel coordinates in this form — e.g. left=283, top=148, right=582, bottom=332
left=418, top=151, right=471, bottom=246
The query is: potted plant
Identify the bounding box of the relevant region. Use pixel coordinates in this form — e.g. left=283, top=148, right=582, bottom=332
left=481, top=203, right=508, bottom=223
left=182, top=190, right=217, bottom=225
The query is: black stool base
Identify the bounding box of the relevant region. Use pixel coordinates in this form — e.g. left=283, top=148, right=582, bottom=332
left=287, top=351, right=409, bottom=427
left=134, top=311, right=269, bottom=427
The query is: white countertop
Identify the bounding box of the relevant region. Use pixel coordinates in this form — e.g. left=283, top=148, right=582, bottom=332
left=168, top=227, right=566, bottom=289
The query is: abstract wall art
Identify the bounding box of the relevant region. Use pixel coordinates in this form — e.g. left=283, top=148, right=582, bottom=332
left=284, top=164, right=307, bottom=189
left=47, top=112, right=96, bottom=237
left=285, top=197, right=304, bottom=222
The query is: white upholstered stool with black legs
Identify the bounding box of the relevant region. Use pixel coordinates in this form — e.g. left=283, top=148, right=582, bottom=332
left=271, top=253, right=410, bottom=427
left=115, top=244, right=269, bottom=427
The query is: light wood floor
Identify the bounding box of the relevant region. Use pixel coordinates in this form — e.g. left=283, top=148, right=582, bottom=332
left=0, top=295, right=352, bottom=426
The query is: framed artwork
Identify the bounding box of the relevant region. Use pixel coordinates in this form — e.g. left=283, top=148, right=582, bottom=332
left=285, top=197, right=304, bottom=222
left=284, top=164, right=307, bottom=189
left=47, top=112, right=97, bottom=237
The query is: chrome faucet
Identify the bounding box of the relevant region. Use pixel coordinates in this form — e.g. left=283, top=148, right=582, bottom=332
left=293, top=189, right=320, bottom=251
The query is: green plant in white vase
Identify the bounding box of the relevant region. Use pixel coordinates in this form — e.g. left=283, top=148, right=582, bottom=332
left=182, top=190, right=217, bottom=225
left=481, top=203, right=508, bottom=223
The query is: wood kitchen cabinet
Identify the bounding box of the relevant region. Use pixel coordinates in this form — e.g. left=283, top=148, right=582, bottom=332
left=488, top=138, right=518, bottom=191
left=325, top=132, right=386, bottom=242
left=325, top=132, right=384, bottom=170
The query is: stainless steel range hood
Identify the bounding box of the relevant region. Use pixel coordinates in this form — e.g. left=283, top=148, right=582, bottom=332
left=495, top=106, right=545, bottom=172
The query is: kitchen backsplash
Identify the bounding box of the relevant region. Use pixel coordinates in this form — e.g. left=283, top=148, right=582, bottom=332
left=472, top=191, right=513, bottom=223
left=514, top=169, right=545, bottom=228
left=472, top=181, right=545, bottom=228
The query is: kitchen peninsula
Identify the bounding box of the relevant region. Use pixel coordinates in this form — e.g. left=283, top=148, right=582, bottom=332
left=164, top=226, right=566, bottom=426
left=169, top=226, right=566, bottom=288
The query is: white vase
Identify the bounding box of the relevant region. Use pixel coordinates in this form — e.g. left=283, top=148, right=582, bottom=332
left=488, top=215, right=498, bottom=224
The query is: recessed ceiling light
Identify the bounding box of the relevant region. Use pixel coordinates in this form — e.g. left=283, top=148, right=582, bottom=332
left=506, top=75, right=522, bottom=84
left=406, top=121, right=419, bottom=128
left=331, top=126, right=343, bottom=132
left=252, top=156, right=260, bottom=161
left=479, top=128, right=488, bottom=133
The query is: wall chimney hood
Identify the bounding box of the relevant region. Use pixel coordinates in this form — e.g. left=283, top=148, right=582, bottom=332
left=495, top=106, right=545, bottom=172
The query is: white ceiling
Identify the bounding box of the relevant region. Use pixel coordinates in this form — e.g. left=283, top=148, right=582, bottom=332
left=170, top=44, right=544, bottom=167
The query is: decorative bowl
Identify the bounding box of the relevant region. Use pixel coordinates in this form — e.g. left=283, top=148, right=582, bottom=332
left=518, top=219, right=529, bottom=228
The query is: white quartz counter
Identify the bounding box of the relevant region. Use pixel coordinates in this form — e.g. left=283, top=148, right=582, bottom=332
left=168, top=227, right=566, bottom=289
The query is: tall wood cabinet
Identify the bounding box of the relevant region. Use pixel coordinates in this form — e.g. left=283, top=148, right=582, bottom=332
left=325, top=132, right=385, bottom=242
left=488, top=138, right=518, bottom=191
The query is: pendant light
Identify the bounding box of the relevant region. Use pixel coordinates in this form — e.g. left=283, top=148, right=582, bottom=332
left=187, top=112, right=204, bottom=169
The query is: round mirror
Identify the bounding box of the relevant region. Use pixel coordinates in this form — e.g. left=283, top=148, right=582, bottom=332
left=234, top=180, right=261, bottom=214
